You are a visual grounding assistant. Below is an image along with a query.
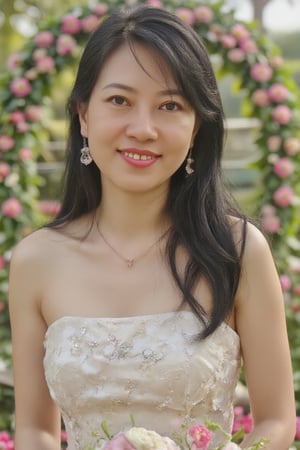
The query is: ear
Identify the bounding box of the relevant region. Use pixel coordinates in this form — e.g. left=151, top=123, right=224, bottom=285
left=77, top=102, right=88, bottom=137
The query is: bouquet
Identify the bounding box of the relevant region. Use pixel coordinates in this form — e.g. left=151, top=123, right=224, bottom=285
left=97, top=420, right=268, bottom=450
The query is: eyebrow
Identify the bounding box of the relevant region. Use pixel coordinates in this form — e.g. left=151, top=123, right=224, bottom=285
left=102, top=83, right=182, bottom=97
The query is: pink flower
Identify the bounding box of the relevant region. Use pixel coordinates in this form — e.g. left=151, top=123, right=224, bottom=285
left=251, top=89, right=269, bottom=107
left=0, top=135, right=15, bottom=151
left=36, top=55, right=55, bottom=73
left=25, top=105, right=42, bottom=122
left=239, top=38, right=257, bottom=54
left=280, top=274, right=292, bottom=292
left=38, top=200, right=61, bottom=217
left=270, top=55, right=283, bottom=68
left=272, top=105, right=292, bottom=124
left=56, top=34, right=77, bottom=56
left=9, top=111, right=25, bottom=124
left=227, top=48, right=245, bottom=63
left=18, top=148, right=32, bottom=161
left=220, top=34, right=237, bottom=49
left=34, top=31, right=55, bottom=48
left=16, top=121, right=29, bottom=133
left=81, top=15, right=100, bottom=33
left=1, top=197, right=22, bottom=218
left=25, top=68, right=38, bottom=80
left=61, top=14, right=82, bottom=34
left=283, top=137, right=300, bottom=156
left=33, top=48, right=47, bottom=60
left=10, top=77, right=32, bottom=97
left=0, top=162, right=10, bottom=180
left=261, top=204, right=276, bottom=216
left=194, top=6, right=214, bottom=23
left=262, top=215, right=281, bottom=233
left=232, top=414, right=253, bottom=434
left=296, top=416, right=300, bottom=440
left=273, top=157, right=294, bottom=179
left=61, top=430, right=68, bottom=443
left=250, top=63, right=273, bottom=82
left=93, top=2, right=109, bottom=16
left=273, top=185, right=294, bottom=207
left=104, top=433, right=136, bottom=449
left=267, top=135, right=281, bottom=152
left=175, top=8, right=195, bottom=26
left=146, top=0, right=163, bottom=6
left=188, top=424, right=212, bottom=450
left=6, top=52, right=22, bottom=71
left=230, top=24, right=249, bottom=41
left=268, top=83, right=289, bottom=102
left=0, top=256, right=5, bottom=270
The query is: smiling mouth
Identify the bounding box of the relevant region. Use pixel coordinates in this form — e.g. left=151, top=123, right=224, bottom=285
left=123, top=151, right=155, bottom=161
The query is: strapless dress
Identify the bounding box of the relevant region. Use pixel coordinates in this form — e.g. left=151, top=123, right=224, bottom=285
left=43, top=311, right=241, bottom=449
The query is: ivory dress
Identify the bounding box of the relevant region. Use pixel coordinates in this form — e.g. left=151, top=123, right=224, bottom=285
left=43, top=310, right=241, bottom=449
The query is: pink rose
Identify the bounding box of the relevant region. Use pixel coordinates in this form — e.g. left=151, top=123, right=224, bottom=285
left=61, top=14, right=82, bottom=34
left=250, top=63, right=273, bottom=82
left=10, top=77, right=32, bottom=97
left=194, top=6, right=214, bottom=23
left=268, top=83, right=289, bottom=102
left=0, top=256, right=5, bottom=270
left=16, top=121, right=29, bottom=133
left=56, top=34, right=77, bottom=56
left=25, top=105, right=42, bottom=122
left=269, top=55, right=283, bottom=68
left=175, top=8, right=195, bottom=26
left=18, top=148, right=32, bottom=161
left=267, top=135, right=281, bottom=152
left=273, top=157, right=294, bottom=179
left=296, top=417, right=300, bottom=440
left=280, top=274, right=292, bottom=292
left=0, top=162, right=10, bottom=180
left=36, top=55, right=55, bottom=73
left=188, top=424, right=212, bottom=450
left=1, top=197, right=22, bottom=218
left=33, top=48, right=47, bottom=60
left=81, top=15, right=100, bottom=33
left=146, top=0, right=163, bottom=6
left=283, top=137, right=300, bottom=156
left=261, top=215, right=281, bottom=233
left=230, top=24, right=249, bottom=41
left=93, top=2, right=109, bottom=16
left=273, top=185, right=294, bottom=207
left=239, top=38, right=257, bottom=54
left=251, top=89, right=269, bottom=107
left=34, top=31, right=55, bottom=48
left=104, top=433, right=136, bottom=449
left=272, top=105, right=292, bottom=124
left=9, top=111, right=25, bottom=124
left=0, top=135, right=15, bottom=151
left=220, top=34, right=237, bottom=49
left=6, top=52, right=22, bottom=71
left=227, top=48, right=245, bottom=63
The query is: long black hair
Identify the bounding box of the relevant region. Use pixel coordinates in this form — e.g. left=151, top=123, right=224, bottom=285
left=48, top=5, right=247, bottom=337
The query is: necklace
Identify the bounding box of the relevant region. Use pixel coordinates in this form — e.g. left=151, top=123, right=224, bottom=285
left=97, top=226, right=170, bottom=268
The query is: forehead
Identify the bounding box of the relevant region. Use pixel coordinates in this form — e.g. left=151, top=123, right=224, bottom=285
left=96, top=42, right=178, bottom=89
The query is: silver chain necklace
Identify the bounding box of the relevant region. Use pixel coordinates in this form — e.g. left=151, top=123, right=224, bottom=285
left=97, top=226, right=170, bottom=268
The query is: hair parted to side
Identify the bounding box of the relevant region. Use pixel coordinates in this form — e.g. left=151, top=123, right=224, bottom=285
left=48, top=5, right=247, bottom=337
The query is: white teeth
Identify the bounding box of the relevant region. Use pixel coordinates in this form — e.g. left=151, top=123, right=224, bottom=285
left=124, top=152, right=153, bottom=161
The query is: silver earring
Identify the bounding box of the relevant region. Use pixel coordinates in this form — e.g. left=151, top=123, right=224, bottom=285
left=185, top=149, right=194, bottom=175
left=80, top=137, right=93, bottom=166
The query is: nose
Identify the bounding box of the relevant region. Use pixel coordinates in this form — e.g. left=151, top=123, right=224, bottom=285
left=125, top=106, right=158, bottom=142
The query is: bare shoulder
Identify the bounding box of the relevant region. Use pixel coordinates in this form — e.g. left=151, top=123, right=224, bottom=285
left=228, top=215, right=270, bottom=259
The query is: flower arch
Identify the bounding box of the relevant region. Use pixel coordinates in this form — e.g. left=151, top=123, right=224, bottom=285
left=0, top=0, right=300, bottom=396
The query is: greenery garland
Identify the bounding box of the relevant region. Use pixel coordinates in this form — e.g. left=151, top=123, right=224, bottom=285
left=0, top=0, right=299, bottom=411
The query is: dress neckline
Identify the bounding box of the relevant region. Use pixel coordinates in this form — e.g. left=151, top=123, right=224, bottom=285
left=45, top=310, right=240, bottom=341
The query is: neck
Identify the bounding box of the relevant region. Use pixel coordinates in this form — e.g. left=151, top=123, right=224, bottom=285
left=97, top=183, right=170, bottom=239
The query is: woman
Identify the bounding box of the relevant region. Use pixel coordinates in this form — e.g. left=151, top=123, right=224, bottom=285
left=9, top=5, right=295, bottom=450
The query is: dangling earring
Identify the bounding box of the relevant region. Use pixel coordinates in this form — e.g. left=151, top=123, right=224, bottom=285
left=80, top=137, right=93, bottom=166
left=185, top=149, right=194, bottom=175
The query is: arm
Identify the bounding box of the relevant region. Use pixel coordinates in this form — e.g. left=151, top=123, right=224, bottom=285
left=235, top=223, right=295, bottom=449
left=9, top=235, right=61, bottom=450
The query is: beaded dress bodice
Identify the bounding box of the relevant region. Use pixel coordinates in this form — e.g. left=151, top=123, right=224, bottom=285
left=43, top=311, right=240, bottom=449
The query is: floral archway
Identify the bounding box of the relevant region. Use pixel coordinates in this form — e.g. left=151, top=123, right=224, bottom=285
left=0, top=0, right=299, bottom=404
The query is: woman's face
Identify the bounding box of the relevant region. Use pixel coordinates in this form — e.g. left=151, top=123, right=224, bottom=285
left=79, top=42, right=198, bottom=195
